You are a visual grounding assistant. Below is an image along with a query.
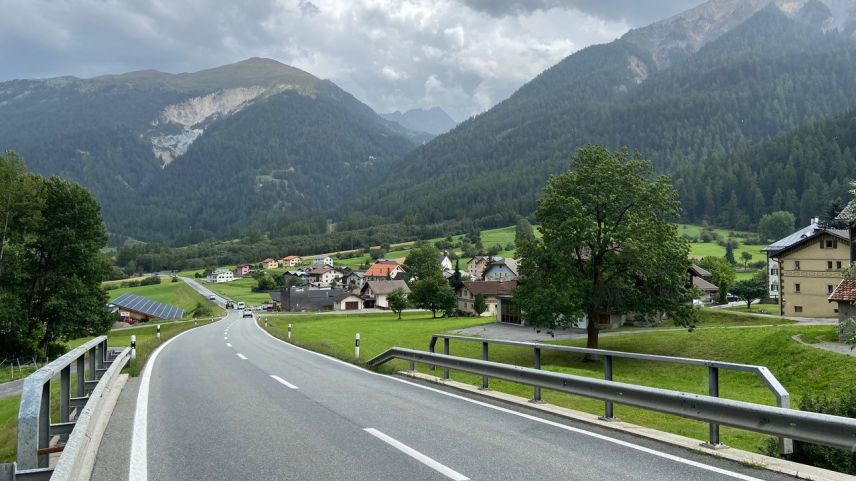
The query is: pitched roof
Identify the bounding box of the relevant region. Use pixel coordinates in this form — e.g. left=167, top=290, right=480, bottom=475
left=461, top=280, right=517, bottom=297
left=764, top=223, right=850, bottom=256
left=307, top=266, right=334, bottom=275
left=363, top=280, right=411, bottom=295
left=112, top=293, right=184, bottom=319
left=282, top=255, right=301, bottom=260
left=365, top=261, right=403, bottom=277
left=829, top=279, right=856, bottom=303
left=486, top=258, right=518, bottom=276
left=263, top=258, right=276, bottom=263
left=689, top=264, right=711, bottom=277
left=692, top=276, right=719, bottom=292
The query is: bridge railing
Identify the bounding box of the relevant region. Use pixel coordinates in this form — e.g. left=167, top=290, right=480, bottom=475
left=2, top=336, right=130, bottom=481
left=420, top=334, right=792, bottom=453
left=369, top=347, right=856, bottom=453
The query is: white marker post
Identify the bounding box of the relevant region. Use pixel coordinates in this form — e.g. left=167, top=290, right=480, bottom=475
left=355, top=332, right=360, bottom=361
left=156, top=324, right=161, bottom=339
left=130, top=335, right=136, bottom=361
left=288, top=324, right=292, bottom=340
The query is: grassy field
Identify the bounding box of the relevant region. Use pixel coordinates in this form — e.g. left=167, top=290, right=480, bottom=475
left=724, top=304, right=781, bottom=315
left=260, top=310, right=847, bottom=453
left=203, top=277, right=273, bottom=306
left=106, top=279, right=224, bottom=317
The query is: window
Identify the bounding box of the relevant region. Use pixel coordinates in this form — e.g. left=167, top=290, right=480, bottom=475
left=828, top=285, right=835, bottom=294
left=794, top=306, right=803, bottom=313
left=794, top=261, right=801, bottom=270
left=770, top=268, right=779, bottom=276
left=770, top=284, right=778, bottom=292
left=795, top=283, right=801, bottom=293
left=828, top=261, right=834, bottom=270
left=825, top=239, right=836, bottom=249
left=837, top=261, right=843, bottom=270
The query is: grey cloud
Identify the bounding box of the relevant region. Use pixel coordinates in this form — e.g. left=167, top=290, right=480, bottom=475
left=459, top=0, right=704, bottom=26
left=298, top=0, right=320, bottom=17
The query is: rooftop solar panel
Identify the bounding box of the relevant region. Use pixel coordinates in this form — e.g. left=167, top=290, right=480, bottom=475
left=112, top=293, right=184, bottom=320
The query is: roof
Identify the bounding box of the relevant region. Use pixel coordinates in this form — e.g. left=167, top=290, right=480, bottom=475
left=307, top=266, right=334, bottom=274
left=461, top=280, right=517, bottom=297
left=689, top=264, right=711, bottom=278
left=278, top=287, right=353, bottom=310
left=263, top=258, right=276, bottom=263
left=237, top=263, right=250, bottom=268
left=764, top=224, right=850, bottom=256
left=485, top=258, right=518, bottom=276
left=692, top=276, right=719, bottom=292
left=829, top=279, right=856, bottom=303
left=282, top=255, right=301, bottom=260
left=363, top=280, right=411, bottom=295
left=112, top=293, right=184, bottom=319
left=211, top=268, right=232, bottom=274
left=365, top=261, right=403, bottom=277
left=314, top=255, right=331, bottom=259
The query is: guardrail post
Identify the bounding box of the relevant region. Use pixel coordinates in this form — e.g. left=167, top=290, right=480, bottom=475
left=532, top=347, right=542, bottom=403
left=38, top=382, right=50, bottom=468
left=87, top=347, right=96, bottom=390
left=705, top=366, right=722, bottom=448
left=480, top=342, right=490, bottom=390
left=76, top=356, right=85, bottom=397
left=60, top=365, right=70, bottom=441
left=601, top=355, right=616, bottom=420
left=442, top=338, right=450, bottom=380
left=130, top=335, right=136, bottom=361
left=778, top=393, right=793, bottom=454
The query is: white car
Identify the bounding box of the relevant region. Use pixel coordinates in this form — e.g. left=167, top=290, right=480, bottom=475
left=208, top=294, right=216, bottom=301
left=236, top=302, right=245, bottom=309
left=242, top=309, right=253, bottom=318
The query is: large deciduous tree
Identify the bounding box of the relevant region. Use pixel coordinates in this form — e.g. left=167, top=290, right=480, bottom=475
left=697, top=256, right=736, bottom=304
left=516, top=146, right=696, bottom=351
left=0, top=151, right=113, bottom=358
left=410, top=275, right=456, bottom=318
left=387, top=288, right=408, bottom=319
left=404, top=244, right=442, bottom=281
left=758, top=211, right=796, bottom=242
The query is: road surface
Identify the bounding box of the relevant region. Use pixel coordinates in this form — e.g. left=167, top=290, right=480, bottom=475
left=91, top=300, right=802, bottom=480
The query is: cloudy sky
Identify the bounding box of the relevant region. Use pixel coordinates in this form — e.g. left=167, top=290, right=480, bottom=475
left=0, top=0, right=703, bottom=120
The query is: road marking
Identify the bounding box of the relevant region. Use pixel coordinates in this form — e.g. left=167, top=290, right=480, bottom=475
left=364, top=428, right=469, bottom=480
left=129, top=324, right=202, bottom=481
left=236, top=353, right=248, bottom=360
left=226, top=343, right=232, bottom=348
left=270, top=374, right=299, bottom=389
left=224, top=336, right=228, bottom=340
left=252, top=319, right=765, bottom=481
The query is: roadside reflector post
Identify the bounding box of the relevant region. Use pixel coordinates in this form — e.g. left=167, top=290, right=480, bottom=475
left=355, top=333, right=360, bottom=360
left=130, top=335, right=136, bottom=361
left=288, top=324, right=292, bottom=340
left=156, top=324, right=161, bottom=339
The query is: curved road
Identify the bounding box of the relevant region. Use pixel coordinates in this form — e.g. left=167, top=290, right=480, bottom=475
left=92, top=301, right=800, bottom=481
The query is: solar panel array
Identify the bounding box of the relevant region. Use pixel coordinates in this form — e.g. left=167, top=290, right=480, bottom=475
left=112, top=293, right=184, bottom=320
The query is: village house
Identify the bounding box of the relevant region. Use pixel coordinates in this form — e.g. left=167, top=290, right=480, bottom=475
left=483, top=258, right=518, bottom=281
left=312, top=255, right=334, bottom=267
left=764, top=220, right=851, bottom=318
left=271, top=287, right=360, bottom=312
left=365, top=260, right=406, bottom=281
left=829, top=279, right=856, bottom=341
left=361, top=280, right=410, bottom=309
left=689, top=264, right=719, bottom=304
left=438, top=253, right=453, bottom=272
left=262, top=258, right=279, bottom=269
left=342, top=271, right=366, bottom=290
left=233, top=264, right=251, bottom=278
left=111, top=293, right=184, bottom=323
left=467, top=256, right=492, bottom=279
left=457, top=280, right=517, bottom=316
left=206, top=268, right=234, bottom=283
left=307, top=266, right=342, bottom=286
left=280, top=255, right=302, bottom=268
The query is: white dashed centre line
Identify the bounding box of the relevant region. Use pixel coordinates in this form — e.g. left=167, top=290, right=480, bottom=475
left=270, top=375, right=299, bottom=389
left=236, top=353, right=247, bottom=360
left=363, top=428, right=469, bottom=481
left=226, top=343, right=232, bottom=348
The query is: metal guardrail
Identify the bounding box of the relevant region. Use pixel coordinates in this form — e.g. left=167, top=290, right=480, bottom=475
left=3, top=336, right=131, bottom=481
left=368, top=348, right=856, bottom=452
left=425, top=334, right=793, bottom=452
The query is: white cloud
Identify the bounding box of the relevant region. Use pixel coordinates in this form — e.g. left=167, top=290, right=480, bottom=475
left=0, top=0, right=664, bottom=119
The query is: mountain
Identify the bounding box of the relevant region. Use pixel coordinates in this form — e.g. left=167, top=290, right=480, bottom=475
left=342, top=0, right=856, bottom=229
left=0, top=58, right=417, bottom=243
left=381, top=107, right=458, bottom=136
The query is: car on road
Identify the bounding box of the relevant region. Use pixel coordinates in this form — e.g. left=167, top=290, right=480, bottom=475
left=237, top=302, right=245, bottom=309
left=726, top=293, right=739, bottom=302
left=208, top=294, right=216, bottom=301
left=225, top=301, right=234, bottom=309
left=242, top=309, right=253, bottom=318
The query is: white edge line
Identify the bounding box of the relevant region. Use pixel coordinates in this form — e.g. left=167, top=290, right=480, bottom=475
left=226, top=343, right=232, bottom=348
left=252, top=319, right=765, bottom=481
left=236, top=353, right=248, bottom=360
left=129, top=318, right=217, bottom=481
left=270, top=374, right=299, bottom=389
left=364, top=428, right=469, bottom=481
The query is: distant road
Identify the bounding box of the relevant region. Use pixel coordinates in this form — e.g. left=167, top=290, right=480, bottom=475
left=123, top=308, right=797, bottom=481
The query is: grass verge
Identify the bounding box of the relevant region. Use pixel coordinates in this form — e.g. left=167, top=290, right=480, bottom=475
left=260, top=311, right=849, bottom=454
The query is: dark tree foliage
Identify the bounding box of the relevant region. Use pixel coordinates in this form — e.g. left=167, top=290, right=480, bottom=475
left=0, top=152, right=113, bottom=358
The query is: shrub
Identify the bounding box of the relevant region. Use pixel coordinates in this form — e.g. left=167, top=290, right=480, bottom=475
left=140, top=275, right=161, bottom=286
left=764, top=389, right=856, bottom=474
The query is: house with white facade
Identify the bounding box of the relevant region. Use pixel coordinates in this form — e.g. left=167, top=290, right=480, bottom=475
left=206, top=268, right=234, bottom=283
left=483, top=258, right=518, bottom=281
left=313, top=255, right=334, bottom=267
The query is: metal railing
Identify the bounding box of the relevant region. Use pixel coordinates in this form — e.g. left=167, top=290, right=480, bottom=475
left=424, top=334, right=793, bottom=452
left=3, top=336, right=131, bottom=481
left=368, top=347, right=856, bottom=452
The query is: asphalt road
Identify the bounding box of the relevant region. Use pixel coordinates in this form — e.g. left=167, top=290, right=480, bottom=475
left=103, top=298, right=801, bottom=481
